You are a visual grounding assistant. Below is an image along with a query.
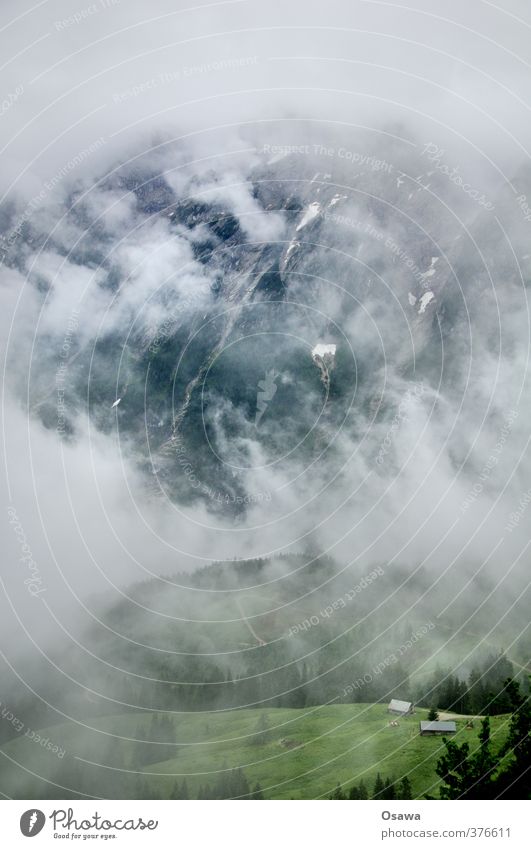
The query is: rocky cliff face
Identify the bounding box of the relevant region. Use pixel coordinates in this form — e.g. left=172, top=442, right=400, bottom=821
left=6, top=142, right=530, bottom=515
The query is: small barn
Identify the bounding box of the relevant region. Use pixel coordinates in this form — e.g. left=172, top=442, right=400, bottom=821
left=420, top=720, right=456, bottom=736
left=388, top=699, right=414, bottom=716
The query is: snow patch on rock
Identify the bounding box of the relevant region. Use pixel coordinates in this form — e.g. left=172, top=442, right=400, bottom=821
left=329, top=194, right=347, bottom=208
left=296, top=202, right=321, bottom=231
left=312, top=344, right=336, bottom=390
left=419, top=257, right=439, bottom=282
left=312, top=343, right=336, bottom=359
left=418, top=292, right=434, bottom=314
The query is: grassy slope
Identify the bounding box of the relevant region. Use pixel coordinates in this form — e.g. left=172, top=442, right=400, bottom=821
left=0, top=704, right=511, bottom=799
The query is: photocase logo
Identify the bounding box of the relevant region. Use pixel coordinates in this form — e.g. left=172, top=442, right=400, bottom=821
left=254, top=369, right=278, bottom=427
left=20, top=809, right=45, bottom=837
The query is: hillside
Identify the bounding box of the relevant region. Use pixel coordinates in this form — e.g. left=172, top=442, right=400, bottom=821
left=0, top=704, right=511, bottom=800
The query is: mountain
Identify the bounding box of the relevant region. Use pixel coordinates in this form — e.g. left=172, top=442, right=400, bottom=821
left=8, top=140, right=529, bottom=519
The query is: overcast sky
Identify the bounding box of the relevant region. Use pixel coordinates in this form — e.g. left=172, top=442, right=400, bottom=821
left=2, top=0, right=531, bottom=658
left=1, top=0, right=531, bottom=197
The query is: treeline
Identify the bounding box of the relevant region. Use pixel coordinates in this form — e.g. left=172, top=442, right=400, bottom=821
left=417, top=652, right=522, bottom=716
left=435, top=678, right=530, bottom=799
left=79, top=619, right=426, bottom=716
left=170, top=768, right=263, bottom=800
left=129, top=714, right=176, bottom=765
left=331, top=677, right=531, bottom=802
left=330, top=774, right=412, bottom=800
left=3, top=645, right=523, bottom=752
left=23, top=556, right=524, bottom=724
left=38, top=752, right=262, bottom=800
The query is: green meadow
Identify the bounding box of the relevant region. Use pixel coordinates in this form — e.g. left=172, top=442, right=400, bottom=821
left=0, top=704, right=511, bottom=800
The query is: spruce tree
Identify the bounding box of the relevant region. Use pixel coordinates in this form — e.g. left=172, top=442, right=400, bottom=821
left=382, top=777, right=396, bottom=800
left=330, top=782, right=345, bottom=799
left=372, top=773, right=385, bottom=799
left=436, top=718, right=494, bottom=799
left=252, top=713, right=270, bottom=746
left=398, top=775, right=412, bottom=800
left=358, top=778, right=368, bottom=800
left=494, top=678, right=531, bottom=797
left=251, top=782, right=264, bottom=799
